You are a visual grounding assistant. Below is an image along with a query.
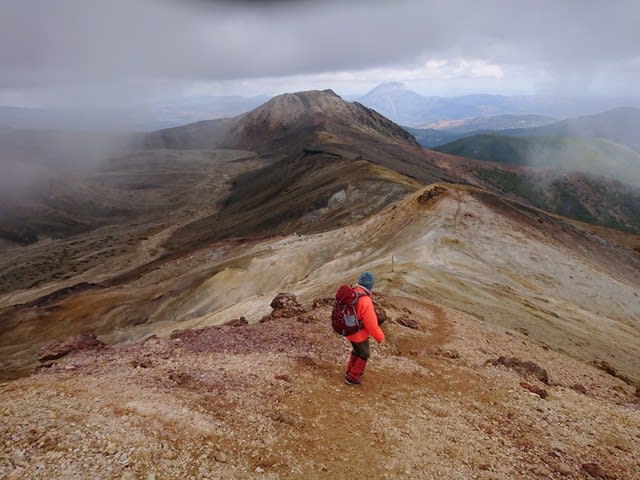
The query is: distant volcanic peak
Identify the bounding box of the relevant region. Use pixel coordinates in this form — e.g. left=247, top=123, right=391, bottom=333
left=375, top=81, right=412, bottom=91
left=229, top=89, right=417, bottom=148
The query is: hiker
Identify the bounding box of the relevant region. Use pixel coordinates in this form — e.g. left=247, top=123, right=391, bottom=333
left=344, top=271, right=385, bottom=386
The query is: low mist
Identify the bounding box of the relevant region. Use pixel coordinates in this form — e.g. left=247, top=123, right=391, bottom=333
left=0, top=127, right=138, bottom=204
left=523, top=108, right=640, bottom=189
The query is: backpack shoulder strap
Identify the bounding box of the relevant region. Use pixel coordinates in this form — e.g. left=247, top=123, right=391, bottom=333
left=352, top=288, right=370, bottom=307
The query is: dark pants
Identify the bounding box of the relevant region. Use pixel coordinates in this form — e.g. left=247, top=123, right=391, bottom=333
left=351, top=338, right=370, bottom=360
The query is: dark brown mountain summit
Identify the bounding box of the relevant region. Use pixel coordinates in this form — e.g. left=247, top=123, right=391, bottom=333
left=143, top=89, right=418, bottom=151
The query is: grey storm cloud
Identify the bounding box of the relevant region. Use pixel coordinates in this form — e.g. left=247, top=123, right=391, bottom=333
left=0, top=0, right=639, bottom=101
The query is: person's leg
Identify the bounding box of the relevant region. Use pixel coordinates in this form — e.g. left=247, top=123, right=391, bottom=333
left=345, top=339, right=370, bottom=385
left=346, top=352, right=357, bottom=374
left=351, top=339, right=370, bottom=360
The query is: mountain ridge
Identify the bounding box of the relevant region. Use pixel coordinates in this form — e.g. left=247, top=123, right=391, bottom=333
left=357, top=82, right=640, bottom=126
left=500, top=107, right=640, bottom=153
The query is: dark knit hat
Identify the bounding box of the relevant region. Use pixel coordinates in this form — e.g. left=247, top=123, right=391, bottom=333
left=357, top=271, right=375, bottom=291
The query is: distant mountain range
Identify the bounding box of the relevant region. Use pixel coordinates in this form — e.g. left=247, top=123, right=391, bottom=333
left=426, top=107, right=640, bottom=187
left=405, top=114, right=557, bottom=148
left=423, top=106, right=640, bottom=230
left=434, top=134, right=640, bottom=186
left=355, top=82, right=640, bottom=127
left=3, top=81, right=640, bottom=132
left=499, top=107, right=640, bottom=153
left=420, top=114, right=557, bottom=133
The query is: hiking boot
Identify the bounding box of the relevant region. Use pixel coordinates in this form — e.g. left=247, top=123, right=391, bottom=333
left=344, top=373, right=360, bottom=386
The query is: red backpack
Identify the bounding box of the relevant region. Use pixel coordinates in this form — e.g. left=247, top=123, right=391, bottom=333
left=331, top=285, right=367, bottom=336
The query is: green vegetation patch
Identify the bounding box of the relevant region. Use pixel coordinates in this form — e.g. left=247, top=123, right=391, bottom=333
left=435, top=134, right=640, bottom=187
left=476, top=168, right=640, bottom=234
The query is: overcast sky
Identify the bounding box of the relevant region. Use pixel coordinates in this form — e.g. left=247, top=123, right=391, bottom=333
left=1, top=0, right=639, bottom=107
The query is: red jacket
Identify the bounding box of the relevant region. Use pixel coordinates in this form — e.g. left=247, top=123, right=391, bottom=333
left=346, top=285, right=385, bottom=344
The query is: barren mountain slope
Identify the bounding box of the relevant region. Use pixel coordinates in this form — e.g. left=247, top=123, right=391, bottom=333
left=2, top=184, right=638, bottom=386
left=0, top=153, right=423, bottom=380
left=0, top=149, right=269, bottom=291
left=1, top=292, right=638, bottom=479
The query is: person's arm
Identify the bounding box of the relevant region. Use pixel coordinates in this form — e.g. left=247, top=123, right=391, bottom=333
left=359, top=296, right=384, bottom=343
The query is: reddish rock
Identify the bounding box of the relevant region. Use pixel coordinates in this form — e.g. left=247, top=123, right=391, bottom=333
left=261, top=293, right=306, bottom=321
left=396, top=315, right=419, bottom=329
left=519, top=382, right=548, bottom=399
left=417, top=185, right=447, bottom=204
left=312, top=297, right=334, bottom=308
left=37, top=333, right=106, bottom=363
left=551, top=462, right=573, bottom=476
left=373, top=302, right=388, bottom=326
left=296, top=315, right=315, bottom=324
left=274, top=374, right=291, bottom=382
left=488, top=356, right=550, bottom=384
left=582, top=462, right=612, bottom=479
left=571, top=383, right=587, bottom=394
left=131, top=358, right=152, bottom=368
left=224, top=316, right=248, bottom=327
left=436, top=349, right=460, bottom=359
left=270, top=293, right=305, bottom=312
